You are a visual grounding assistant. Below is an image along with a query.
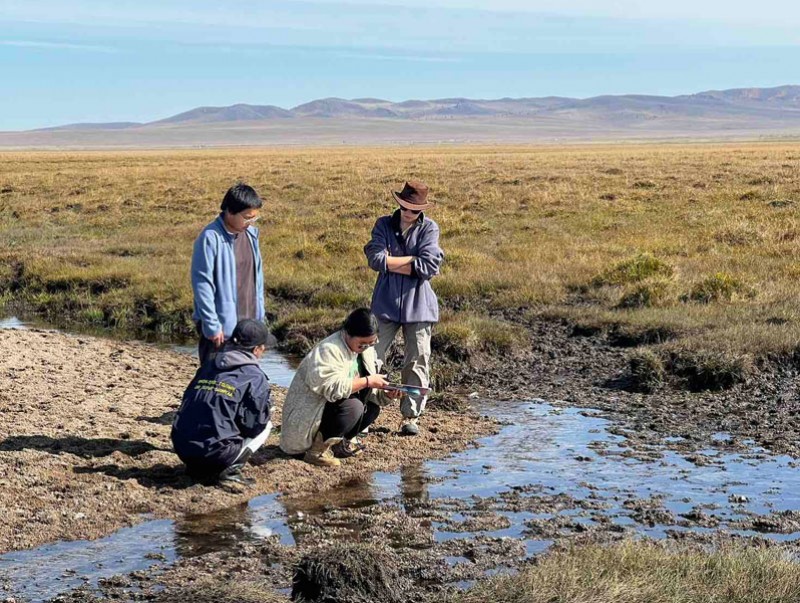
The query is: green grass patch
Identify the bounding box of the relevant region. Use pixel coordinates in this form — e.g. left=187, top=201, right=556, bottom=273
left=617, top=278, right=673, bottom=309
left=432, top=315, right=526, bottom=361
left=684, top=273, right=755, bottom=304
left=592, top=254, right=673, bottom=288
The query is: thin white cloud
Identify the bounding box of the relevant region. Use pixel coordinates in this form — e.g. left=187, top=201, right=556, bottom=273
left=285, top=0, right=800, bottom=26
left=1, top=39, right=117, bottom=53
left=333, top=51, right=460, bottom=63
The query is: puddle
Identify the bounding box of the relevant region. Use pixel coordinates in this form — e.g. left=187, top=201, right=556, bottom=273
left=0, top=316, right=27, bottom=329
left=4, top=400, right=800, bottom=601
left=0, top=495, right=292, bottom=602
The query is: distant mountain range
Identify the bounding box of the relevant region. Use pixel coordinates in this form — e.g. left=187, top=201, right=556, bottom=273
left=6, top=85, right=800, bottom=148
left=35, top=85, right=800, bottom=130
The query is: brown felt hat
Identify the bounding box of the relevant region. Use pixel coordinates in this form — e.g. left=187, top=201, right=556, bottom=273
left=392, top=181, right=433, bottom=211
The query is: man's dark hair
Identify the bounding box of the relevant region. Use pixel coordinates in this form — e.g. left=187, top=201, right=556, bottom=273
left=220, top=183, right=263, bottom=214
left=343, top=308, right=378, bottom=338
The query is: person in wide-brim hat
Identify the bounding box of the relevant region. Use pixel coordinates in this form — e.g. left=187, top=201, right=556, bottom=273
left=363, top=180, right=445, bottom=437
left=392, top=180, right=434, bottom=212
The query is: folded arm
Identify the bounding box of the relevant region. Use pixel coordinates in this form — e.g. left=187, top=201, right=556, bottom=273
left=411, top=224, right=444, bottom=280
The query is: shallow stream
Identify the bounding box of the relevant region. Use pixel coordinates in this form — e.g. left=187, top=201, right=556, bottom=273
left=2, top=318, right=800, bottom=601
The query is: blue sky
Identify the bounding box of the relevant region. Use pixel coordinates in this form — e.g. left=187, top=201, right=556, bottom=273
left=2, top=0, right=800, bottom=130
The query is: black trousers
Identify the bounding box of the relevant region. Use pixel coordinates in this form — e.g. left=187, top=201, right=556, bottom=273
left=196, top=322, right=219, bottom=366
left=319, top=397, right=380, bottom=441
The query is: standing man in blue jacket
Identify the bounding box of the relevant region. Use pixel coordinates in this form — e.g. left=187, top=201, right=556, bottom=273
left=172, top=319, right=272, bottom=487
left=364, top=181, right=444, bottom=436
left=191, top=183, right=266, bottom=365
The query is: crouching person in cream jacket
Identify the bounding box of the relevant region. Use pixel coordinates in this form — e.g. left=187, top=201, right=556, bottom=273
left=279, top=308, right=401, bottom=468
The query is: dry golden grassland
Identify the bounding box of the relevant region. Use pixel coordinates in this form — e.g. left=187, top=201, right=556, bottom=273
left=1, top=144, right=799, bottom=388
left=451, top=541, right=800, bottom=603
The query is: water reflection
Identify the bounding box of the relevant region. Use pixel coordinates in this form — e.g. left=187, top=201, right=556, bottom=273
left=170, top=343, right=300, bottom=389
left=174, top=502, right=253, bottom=558
left=399, top=464, right=430, bottom=505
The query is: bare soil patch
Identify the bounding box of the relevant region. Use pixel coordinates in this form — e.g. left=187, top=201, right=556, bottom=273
left=0, top=328, right=497, bottom=553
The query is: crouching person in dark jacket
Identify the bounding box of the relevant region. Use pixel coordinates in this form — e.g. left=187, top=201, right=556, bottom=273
left=171, top=319, right=271, bottom=487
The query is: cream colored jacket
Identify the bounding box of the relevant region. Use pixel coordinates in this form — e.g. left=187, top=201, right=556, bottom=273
left=279, top=330, right=391, bottom=455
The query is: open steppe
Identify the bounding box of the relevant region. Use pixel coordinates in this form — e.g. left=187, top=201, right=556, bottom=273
left=2, top=143, right=800, bottom=390
left=5, top=143, right=800, bottom=602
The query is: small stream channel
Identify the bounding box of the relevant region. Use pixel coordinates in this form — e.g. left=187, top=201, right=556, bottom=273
left=2, top=318, right=800, bottom=601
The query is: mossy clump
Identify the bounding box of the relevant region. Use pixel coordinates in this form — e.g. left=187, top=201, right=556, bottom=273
left=683, top=273, right=755, bottom=304
left=592, top=254, right=673, bottom=288
left=627, top=349, right=666, bottom=393
left=292, top=542, right=412, bottom=603
left=432, top=322, right=478, bottom=361
left=616, top=279, right=672, bottom=309
left=666, top=347, right=754, bottom=391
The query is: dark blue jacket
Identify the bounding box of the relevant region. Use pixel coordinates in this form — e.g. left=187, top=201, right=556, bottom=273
left=364, top=210, right=444, bottom=324
left=171, top=346, right=271, bottom=472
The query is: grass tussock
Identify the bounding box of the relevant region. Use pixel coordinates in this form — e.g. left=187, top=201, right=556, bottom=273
left=665, top=346, right=755, bottom=391
left=592, top=254, right=673, bottom=288
left=616, top=278, right=673, bottom=309
left=451, top=540, right=800, bottom=603
left=292, top=542, right=411, bottom=603
left=627, top=349, right=666, bottom=393
left=1, top=144, right=799, bottom=385
left=433, top=314, right=525, bottom=361
left=684, top=273, right=756, bottom=304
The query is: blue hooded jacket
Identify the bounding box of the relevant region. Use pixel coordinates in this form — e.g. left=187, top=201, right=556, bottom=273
left=191, top=215, right=265, bottom=339
left=171, top=346, right=271, bottom=472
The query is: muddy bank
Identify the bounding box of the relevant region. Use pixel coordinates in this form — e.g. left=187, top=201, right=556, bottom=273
left=468, top=314, right=800, bottom=460
left=0, top=328, right=497, bottom=553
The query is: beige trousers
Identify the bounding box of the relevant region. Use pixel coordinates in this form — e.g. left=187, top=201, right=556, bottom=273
left=374, top=320, right=432, bottom=419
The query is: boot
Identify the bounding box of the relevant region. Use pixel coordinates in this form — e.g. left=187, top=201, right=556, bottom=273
left=304, top=432, right=342, bottom=467
left=217, top=449, right=254, bottom=487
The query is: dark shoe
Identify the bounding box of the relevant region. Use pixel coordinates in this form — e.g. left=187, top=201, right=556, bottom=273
left=217, top=465, right=255, bottom=489
left=332, top=438, right=366, bottom=458
left=400, top=418, right=419, bottom=436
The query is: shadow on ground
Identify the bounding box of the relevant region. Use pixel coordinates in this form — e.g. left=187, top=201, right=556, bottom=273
left=74, top=462, right=196, bottom=489
left=136, top=411, right=177, bottom=425
left=0, top=435, right=167, bottom=458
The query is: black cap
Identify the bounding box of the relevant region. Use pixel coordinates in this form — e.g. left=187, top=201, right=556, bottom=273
left=230, top=319, right=270, bottom=349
